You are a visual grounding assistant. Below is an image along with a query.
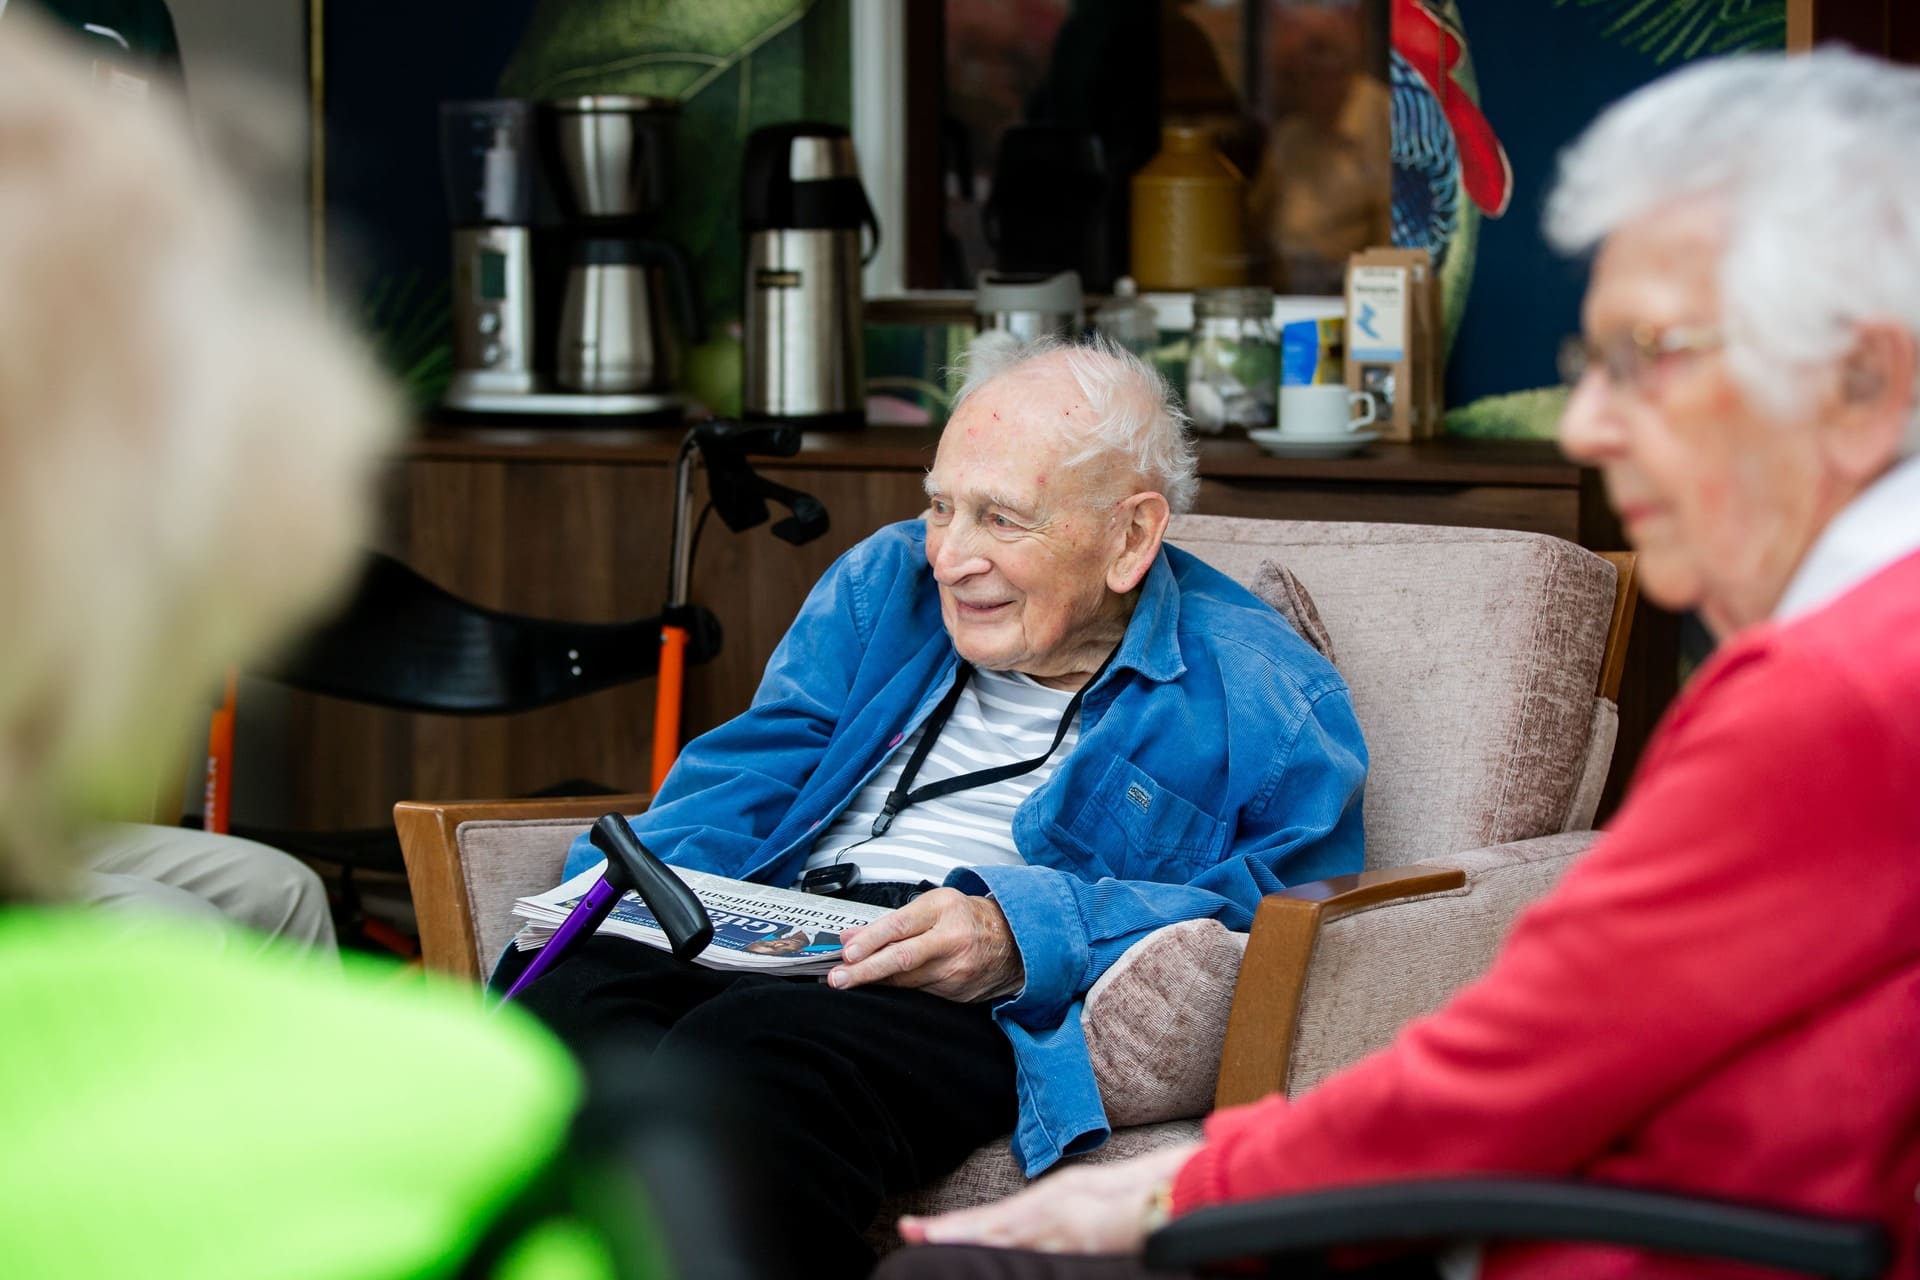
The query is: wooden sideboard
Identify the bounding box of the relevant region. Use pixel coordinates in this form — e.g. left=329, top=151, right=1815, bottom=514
left=287, top=423, right=1673, bottom=829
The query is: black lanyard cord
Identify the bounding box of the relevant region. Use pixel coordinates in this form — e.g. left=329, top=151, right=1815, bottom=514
left=871, top=645, right=1120, bottom=837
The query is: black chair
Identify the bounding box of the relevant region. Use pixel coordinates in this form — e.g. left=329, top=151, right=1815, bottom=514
left=1145, top=1177, right=1888, bottom=1280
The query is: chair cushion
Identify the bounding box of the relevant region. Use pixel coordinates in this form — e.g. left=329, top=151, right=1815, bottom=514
left=1169, top=517, right=1614, bottom=868
left=1285, top=830, right=1595, bottom=1095
left=1083, top=920, right=1248, bottom=1126
left=455, top=818, right=589, bottom=972
left=1563, top=696, right=1619, bottom=832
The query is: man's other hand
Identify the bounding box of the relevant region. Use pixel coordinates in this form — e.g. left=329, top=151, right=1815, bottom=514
left=830, top=888, right=1023, bottom=1002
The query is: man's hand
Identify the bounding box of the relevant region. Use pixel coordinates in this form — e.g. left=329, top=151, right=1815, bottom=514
left=896, top=1140, right=1200, bottom=1254
left=829, top=887, right=1024, bottom=1003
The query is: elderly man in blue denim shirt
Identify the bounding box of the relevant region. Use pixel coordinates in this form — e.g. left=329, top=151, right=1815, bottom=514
left=501, top=335, right=1366, bottom=1278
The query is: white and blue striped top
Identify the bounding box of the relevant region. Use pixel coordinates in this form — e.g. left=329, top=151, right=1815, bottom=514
left=798, top=666, right=1081, bottom=888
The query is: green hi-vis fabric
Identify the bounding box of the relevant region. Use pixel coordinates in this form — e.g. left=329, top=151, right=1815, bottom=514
left=0, top=909, right=614, bottom=1280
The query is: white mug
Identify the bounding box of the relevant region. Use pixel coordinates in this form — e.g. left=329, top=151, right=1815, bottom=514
left=1278, top=384, right=1378, bottom=435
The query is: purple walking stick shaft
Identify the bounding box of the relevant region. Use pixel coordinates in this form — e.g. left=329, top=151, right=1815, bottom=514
left=499, top=876, right=623, bottom=1004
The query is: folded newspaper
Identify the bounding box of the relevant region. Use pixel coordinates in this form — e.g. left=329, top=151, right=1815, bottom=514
left=511, top=863, right=893, bottom=975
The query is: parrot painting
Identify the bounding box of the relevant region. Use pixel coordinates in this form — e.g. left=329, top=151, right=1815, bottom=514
left=1392, top=0, right=1784, bottom=440
left=1389, top=0, right=1511, bottom=273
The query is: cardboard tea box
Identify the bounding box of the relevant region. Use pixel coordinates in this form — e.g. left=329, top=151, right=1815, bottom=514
left=1344, top=247, right=1440, bottom=440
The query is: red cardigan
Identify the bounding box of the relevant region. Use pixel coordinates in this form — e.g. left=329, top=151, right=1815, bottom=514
left=1172, top=551, right=1920, bottom=1278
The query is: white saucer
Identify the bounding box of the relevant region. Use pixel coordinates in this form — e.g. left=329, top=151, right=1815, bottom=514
left=1247, top=429, right=1382, bottom=458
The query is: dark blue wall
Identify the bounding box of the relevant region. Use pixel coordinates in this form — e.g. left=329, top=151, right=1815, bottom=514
left=1448, top=4, right=1712, bottom=409
left=322, top=1, right=540, bottom=290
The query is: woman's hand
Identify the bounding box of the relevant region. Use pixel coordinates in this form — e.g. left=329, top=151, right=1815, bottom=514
left=896, top=1141, right=1200, bottom=1254
left=830, top=888, right=1024, bottom=1003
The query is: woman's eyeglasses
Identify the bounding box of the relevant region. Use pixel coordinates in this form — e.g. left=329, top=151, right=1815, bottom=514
left=1558, top=324, right=1723, bottom=391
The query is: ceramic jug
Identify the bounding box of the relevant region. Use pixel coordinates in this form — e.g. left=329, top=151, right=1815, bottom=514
left=1129, top=125, right=1248, bottom=291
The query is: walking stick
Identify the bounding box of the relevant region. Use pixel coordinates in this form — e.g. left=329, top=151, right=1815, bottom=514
left=498, top=813, right=714, bottom=1004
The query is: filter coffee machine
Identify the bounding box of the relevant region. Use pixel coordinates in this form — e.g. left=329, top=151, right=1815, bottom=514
left=440, top=96, right=696, bottom=416
left=441, top=100, right=537, bottom=404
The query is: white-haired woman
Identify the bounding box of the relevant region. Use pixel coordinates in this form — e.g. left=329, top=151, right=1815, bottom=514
left=878, top=46, right=1920, bottom=1280
left=4, top=0, right=344, bottom=961
left=498, top=332, right=1367, bottom=1279
left=0, top=18, right=606, bottom=1277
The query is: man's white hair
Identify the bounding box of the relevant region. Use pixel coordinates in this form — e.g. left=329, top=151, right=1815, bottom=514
left=952, top=331, right=1200, bottom=514
left=0, top=17, right=399, bottom=897
left=1545, top=47, right=1920, bottom=453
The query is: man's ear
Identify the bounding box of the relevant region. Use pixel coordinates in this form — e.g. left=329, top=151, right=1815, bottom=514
left=1106, top=491, right=1171, bottom=594
left=1826, top=320, right=1916, bottom=483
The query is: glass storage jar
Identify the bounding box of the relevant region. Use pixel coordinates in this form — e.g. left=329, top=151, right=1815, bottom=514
left=1185, top=286, right=1277, bottom=433
left=1092, top=277, right=1159, bottom=359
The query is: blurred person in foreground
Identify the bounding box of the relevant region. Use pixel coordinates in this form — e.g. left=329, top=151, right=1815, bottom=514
left=5, top=0, right=340, bottom=962
left=876, top=47, right=1920, bottom=1280
left=0, top=17, right=614, bottom=1278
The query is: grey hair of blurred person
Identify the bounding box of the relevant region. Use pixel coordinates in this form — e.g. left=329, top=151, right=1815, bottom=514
left=1545, top=46, right=1920, bottom=453
left=953, top=331, right=1201, bottom=514
left=0, top=16, right=399, bottom=898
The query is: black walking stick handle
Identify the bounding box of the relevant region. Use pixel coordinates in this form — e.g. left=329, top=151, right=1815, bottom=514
left=591, top=815, right=714, bottom=962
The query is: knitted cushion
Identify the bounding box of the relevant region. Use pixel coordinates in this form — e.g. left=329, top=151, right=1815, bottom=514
left=1083, top=919, right=1248, bottom=1126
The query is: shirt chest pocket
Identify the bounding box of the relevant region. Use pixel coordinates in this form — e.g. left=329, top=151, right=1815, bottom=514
left=1064, top=758, right=1229, bottom=875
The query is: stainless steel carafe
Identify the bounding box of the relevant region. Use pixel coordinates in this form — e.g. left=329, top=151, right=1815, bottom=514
left=557, top=237, right=696, bottom=394
left=741, top=123, right=878, bottom=426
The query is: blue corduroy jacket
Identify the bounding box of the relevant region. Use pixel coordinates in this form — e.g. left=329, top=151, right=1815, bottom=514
left=558, top=519, right=1367, bottom=1173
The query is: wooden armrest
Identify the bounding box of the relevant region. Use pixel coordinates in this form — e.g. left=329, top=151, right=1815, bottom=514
left=1597, top=550, right=1639, bottom=703
left=1213, top=865, right=1467, bottom=1110
left=394, top=793, right=650, bottom=980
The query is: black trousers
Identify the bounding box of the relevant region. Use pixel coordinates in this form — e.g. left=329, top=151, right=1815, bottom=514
left=497, top=935, right=1019, bottom=1280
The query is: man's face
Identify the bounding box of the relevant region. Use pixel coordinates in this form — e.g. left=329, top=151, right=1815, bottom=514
left=924, top=360, right=1138, bottom=685
left=1558, top=200, right=1830, bottom=633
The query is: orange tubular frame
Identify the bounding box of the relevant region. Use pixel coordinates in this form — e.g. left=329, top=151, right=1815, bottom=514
left=651, top=623, right=689, bottom=790
left=202, top=668, right=238, bottom=834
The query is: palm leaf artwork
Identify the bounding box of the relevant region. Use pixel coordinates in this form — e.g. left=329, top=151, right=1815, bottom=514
left=500, top=0, right=846, bottom=327
left=1554, top=0, right=1787, bottom=64
left=498, top=0, right=848, bottom=414
left=360, top=270, right=453, bottom=412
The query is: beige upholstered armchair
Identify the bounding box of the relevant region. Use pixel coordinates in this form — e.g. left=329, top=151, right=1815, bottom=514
left=395, top=516, right=1637, bottom=1226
